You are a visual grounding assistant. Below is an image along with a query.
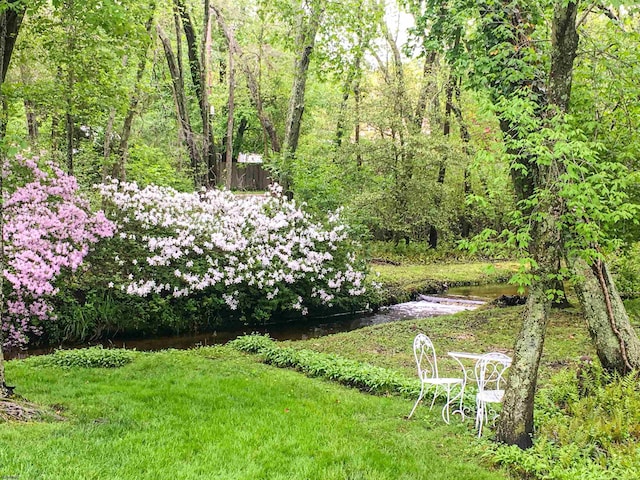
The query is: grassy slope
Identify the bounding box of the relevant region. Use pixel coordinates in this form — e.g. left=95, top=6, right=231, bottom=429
left=1, top=349, right=506, bottom=480
left=287, top=305, right=593, bottom=384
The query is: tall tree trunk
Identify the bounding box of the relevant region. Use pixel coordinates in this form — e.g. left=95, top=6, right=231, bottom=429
left=65, top=110, right=74, bottom=174
left=212, top=5, right=281, bottom=154
left=571, top=257, right=640, bottom=373
left=0, top=0, right=26, bottom=398
left=102, top=107, right=116, bottom=182
left=65, top=3, right=75, bottom=175
left=354, top=76, right=362, bottom=167
left=232, top=117, right=248, bottom=161
left=225, top=48, right=234, bottom=190
left=496, top=0, right=579, bottom=448
left=117, top=4, right=156, bottom=180
left=428, top=71, right=455, bottom=249
left=157, top=24, right=202, bottom=186
left=24, top=99, right=38, bottom=142
left=334, top=31, right=366, bottom=151
left=20, top=59, right=38, bottom=142
left=281, top=3, right=324, bottom=192
left=414, top=50, right=438, bottom=132
left=451, top=81, right=473, bottom=237
left=176, top=0, right=216, bottom=185
left=202, top=0, right=214, bottom=185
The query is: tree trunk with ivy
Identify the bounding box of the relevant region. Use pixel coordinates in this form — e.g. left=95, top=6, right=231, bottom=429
left=492, top=0, right=578, bottom=448
left=571, top=257, right=640, bottom=373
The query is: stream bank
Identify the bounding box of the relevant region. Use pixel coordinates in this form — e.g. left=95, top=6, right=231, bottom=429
left=7, top=282, right=521, bottom=360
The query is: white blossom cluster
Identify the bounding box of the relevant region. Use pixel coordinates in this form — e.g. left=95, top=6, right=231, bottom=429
left=97, top=181, right=368, bottom=317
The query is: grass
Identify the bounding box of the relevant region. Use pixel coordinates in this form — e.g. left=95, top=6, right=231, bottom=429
left=285, top=305, right=592, bottom=383
left=1, top=348, right=506, bottom=480
left=371, top=261, right=520, bottom=303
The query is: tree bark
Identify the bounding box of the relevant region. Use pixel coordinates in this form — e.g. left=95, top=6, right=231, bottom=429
left=0, top=0, right=26, bottom=398
left=212, top=5, right=281, bottom=154
left=202, top=0, right=214, bottom=185
left=572, top=257, right=640, bottom=373
left=175, top=0, right=216, bottom=186
left=117, top=4, right=156, bottom=180
left=24, top=99, right=38, bottom=142
left=64, top=0, right=76, bottom=174
left=157, top=24, right=202, bottom=185
left=414, top=50, right=438, bottom=132
left=232, top=117, right=248, bottom=161
left=225, top=47, right=234, bottom=190
left=102, top=107, right=116, bottom=182
left=280, top=2, right=324, bottom=192
left=495, top=0, right=579, bottom=448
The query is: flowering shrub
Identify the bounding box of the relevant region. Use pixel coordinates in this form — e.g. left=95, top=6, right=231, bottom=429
left=2, top=155, right=115, bottom=347
left=97, top=181, right=370, bottom=322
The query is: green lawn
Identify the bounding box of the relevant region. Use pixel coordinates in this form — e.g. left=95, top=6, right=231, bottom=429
left=371, top=261, right=520, bottom=303
left=1, top=348, right=506, bottom=480
left=287, top=305, right=592, bottom=382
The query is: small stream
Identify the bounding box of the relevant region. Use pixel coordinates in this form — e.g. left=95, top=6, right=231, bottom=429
left=7, top=284, right=518, bottom=360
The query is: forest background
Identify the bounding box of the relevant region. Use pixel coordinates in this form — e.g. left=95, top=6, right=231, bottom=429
left=1, top=0, right=639, bottom=347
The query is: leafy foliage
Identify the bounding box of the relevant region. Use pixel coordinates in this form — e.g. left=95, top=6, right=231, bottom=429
left=28, top=346, right=137, bottom=369
left=489, top=364, right=640, bottom=479
left=230, top=334, right=421, bottom=396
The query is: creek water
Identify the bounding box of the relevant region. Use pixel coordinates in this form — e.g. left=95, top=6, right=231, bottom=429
left=6, top=283, right=520, bottom=360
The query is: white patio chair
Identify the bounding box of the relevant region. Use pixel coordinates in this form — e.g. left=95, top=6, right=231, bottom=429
left=407, top=333, right=465, bottom=424
left=474, top=352, right=511, bottom=437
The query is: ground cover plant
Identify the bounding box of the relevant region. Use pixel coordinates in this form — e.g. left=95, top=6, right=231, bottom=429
left=0, top=348, right=507, bottom=480
left=488, top=367, right=640, bottom=479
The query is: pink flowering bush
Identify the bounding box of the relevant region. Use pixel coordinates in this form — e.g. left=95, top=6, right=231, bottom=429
left=2, top=155, right=115, bottom=347
left=96, top=181, right=371, bottom=325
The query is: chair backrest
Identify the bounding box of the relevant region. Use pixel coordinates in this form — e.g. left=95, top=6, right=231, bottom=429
left=475, top=352, right=511, bottom=393
left=413, top=333, right=439, bottom=380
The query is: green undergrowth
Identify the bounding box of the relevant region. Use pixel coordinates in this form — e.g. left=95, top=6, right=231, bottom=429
left=488, top=365, right=640, bottom=479
left=1, top=347, right=506, bottom=480
left=229, top=334, right=421, bottom=397
left=26, top=346, right=138, bottom=369
left=231, top=306, right=640, bottom=479
left=229, top=334, right=478, bottom=415
left=371, top=261, right=520, bottom=303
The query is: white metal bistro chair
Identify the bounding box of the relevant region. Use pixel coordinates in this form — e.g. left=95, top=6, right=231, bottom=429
left=407, top=333, right=465, bottom=424
left=474, top=352, right=512, bottom=437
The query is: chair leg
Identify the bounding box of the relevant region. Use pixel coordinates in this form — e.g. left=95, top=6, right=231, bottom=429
left=476, top=402, right=484, bottom=437
left=441, top=385, right=451, bottom=424
left=408, top=382, right=425, bottom=419
left=429, top=385, right=439, bottom=411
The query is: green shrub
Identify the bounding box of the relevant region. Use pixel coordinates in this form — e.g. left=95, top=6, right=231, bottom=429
left=30, top=346, right=138, bottom=369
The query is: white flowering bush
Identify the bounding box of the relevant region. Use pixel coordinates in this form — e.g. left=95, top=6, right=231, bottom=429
left=95, top=181, right=370, bottom=324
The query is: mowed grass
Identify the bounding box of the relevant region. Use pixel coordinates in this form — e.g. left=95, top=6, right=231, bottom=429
left=1, top=348, right=506, bottom=480
left=287, top=305, right=594, bottom=383
left=372, top=261, right=520, bottom=286
left=371, top=261, right=521, bottom=302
